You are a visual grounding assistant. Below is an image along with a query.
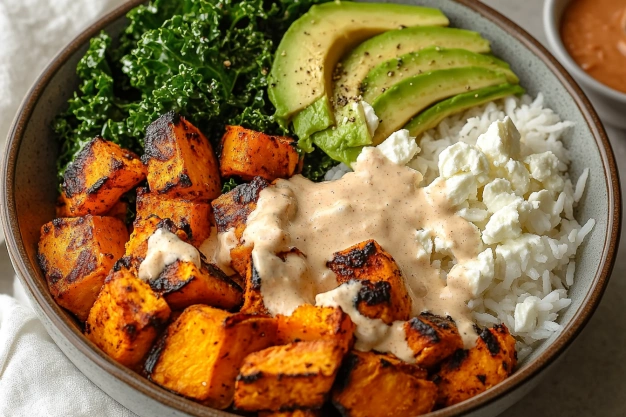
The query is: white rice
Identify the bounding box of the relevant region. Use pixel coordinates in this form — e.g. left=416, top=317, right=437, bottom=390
left=326, top=94, right=593, bottom=359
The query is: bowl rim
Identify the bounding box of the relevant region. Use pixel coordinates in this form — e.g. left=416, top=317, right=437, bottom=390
left=543, top=0, right=626, bottom=102
left=0, top=0, right=621, bottom=416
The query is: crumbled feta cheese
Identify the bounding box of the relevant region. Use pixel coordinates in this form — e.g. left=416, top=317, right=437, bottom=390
left=525, top=151, right=565, bottom=194
left=361, top=101, right=380, bottom=137
left=415, top=229, right=433, bottom=260
left=514, top=296, right=540, bottom=333
left=462, top=248, right=495, bottom=297
left=376, top=129, right=420, bottom=166
left=476, top=116, right=521, bottom=167
left=441, top=173, right=479, bottom=206
left=499, top=159, right=531, bottom=196
left=482, top=203, right=523, bottom=245
left=483, top=179, right=521, bottom=214
left=438, top=142, right=489, bottom=183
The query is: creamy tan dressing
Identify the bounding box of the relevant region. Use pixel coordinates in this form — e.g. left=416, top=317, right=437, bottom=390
left=316, top=281, right=415, bottom=362
left=200, top=227, right=237, bottom=275
left=138, top=228, right=201, bottom=281
left=242, top=147, right=483, bottom=349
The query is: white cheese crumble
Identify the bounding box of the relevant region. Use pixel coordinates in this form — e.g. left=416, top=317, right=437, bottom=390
left=361, top=101, right=380, bottom=137
left=376, top=129, right=420, bottom=166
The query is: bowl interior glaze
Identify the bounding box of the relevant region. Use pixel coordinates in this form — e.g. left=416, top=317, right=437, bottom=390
left=1, top=0, right=620, bottom=416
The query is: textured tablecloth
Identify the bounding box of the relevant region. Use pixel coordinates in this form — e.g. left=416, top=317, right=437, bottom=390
left=0, top=2, right=139, bottom=415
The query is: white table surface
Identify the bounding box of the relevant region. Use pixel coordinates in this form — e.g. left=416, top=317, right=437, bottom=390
left=1, top=0, right=625, bottom=415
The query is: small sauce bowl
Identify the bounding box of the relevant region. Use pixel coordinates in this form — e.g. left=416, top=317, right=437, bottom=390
left=544, top=0, right=626, bottom=129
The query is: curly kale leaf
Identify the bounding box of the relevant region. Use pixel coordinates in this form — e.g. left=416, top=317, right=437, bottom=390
left=301, top=146, right=339, bottom=182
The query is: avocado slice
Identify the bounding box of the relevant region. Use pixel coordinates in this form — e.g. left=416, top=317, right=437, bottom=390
left=268, top=2, right=449, bottom=127
left=361, top=47, right=519, bottom=103
left=295, top=27, right=491, bottom=141
left=312, top=102, right=372, bottom=165
left=404, top=83, right=525, bottom=138
left=371, top=67, right=508, bottom=144
left=333, top=27, right=491, bottom=110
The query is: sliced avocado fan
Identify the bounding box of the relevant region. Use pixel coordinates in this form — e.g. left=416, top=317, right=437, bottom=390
left=361, top=47, right=519, bottom=103
left=404, top=83, right=525, bottom=138
left=371, top=67, right=508, bottom=144
left=268, top=2, right=449, bottom=133
left=295, top=26, right=492, bottom=142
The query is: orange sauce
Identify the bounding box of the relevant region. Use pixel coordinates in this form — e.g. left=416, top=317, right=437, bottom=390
left=561, top=0, right=626, bottom=93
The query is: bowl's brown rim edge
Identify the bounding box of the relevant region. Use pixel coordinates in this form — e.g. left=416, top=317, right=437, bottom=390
left=0, top=0, right=621, bottom=416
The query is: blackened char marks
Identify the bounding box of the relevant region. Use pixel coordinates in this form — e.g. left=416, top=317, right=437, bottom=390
left=211, top=176, right=269, bottom=233
left=479, top=328, right=501, bottom=356
left=236, top=371, right=263, bottom=384
left=148, top=261, right=189, bottom=295
left=328, top=241, right=377, bottom=278
left=420, top=311, right=455, bottom=330
left=86, top=176, right=109, bottom=195
left=63, top=137, right=101, bottom=198
left=145, top=333, right=168, bottom=376
left=233, top=176, right=270, bottom=205
left=143, top=111, right=180, bottom=163
left=446, top=349, right=468, bottom=371
left=66, top=250, right=98, bottom=283
left=409, top=316, right=440, bottom=343
left=356, top=280, right=391, bottom=306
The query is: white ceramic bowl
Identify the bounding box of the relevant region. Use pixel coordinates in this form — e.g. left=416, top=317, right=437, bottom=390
left=544, top=0, right=626, bottom=129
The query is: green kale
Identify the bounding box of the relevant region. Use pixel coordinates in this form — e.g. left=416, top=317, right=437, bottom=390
left=221, top=177, right=241, bottom=193
left=54, top=0, right=336, bottom=185
left=301, top=146, right=339, bottom=182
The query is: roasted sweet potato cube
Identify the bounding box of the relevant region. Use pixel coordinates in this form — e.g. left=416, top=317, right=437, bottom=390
left=105, top=200, right=129, bottom=223
left=331, top=351, right=437, bottom=417
left=136, top=187, right=211, bottom=247
left=220, top=126, right=302, bottom=181
left=125, top=216, right=188, bottom=268
left=404, top=313, right=464, bottom=369
left=37, top=216, right=129, bottom=321
left=434, top=324, right=517, bottom=407
left=149, top=260, right=242, bottom=311
left=276, top=304, right=355, bottom=353
left=327, top=240, right=411, bottom=324
left=259, top=411, right=322, bottom=417
left=143, top=112, right=220, bottom=199
left=146, top=306, right=276, bottom=409
left=241, top=259, right=269, bottom=315
left=211, top=177, right=268, bottom=276
left=234, top=340, right=345, bottom=411
left=61, top=137, right=146, bottom=216
left=85, top=267, right=171, bottom=368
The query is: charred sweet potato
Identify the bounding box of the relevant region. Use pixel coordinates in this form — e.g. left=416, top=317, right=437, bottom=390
left=143, top=112, right=221, bottom=199
left=276, top=304, right=355, bottom=353
left=136, top=187, right=211, bottom=247
left=61, top=137, right=146, bottom=216
left=124, top=216, right=188, bottom=269
left=404, top=313, right=464, bottom=369
left=37, top=216, right=129, bottom=321
left=234, top=340, right=345, bottom=411
left=241, top=259, right=268, bottom=315
left=331, top=351, right=437, bottom=417
left=211, top=176, right=269, bottom=276
left=434, top=324, right=517, bottom=407
left=150, top=260, right=242, bottom=311
left=327, top=240, right=411, bottom=324
left=84, top=267, right=171, bottom=369
left=259, top=410, right=322, bottom=417
left=146, top=306, right=277, bottom=409
left=220, top=126, right=302, bottom=181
